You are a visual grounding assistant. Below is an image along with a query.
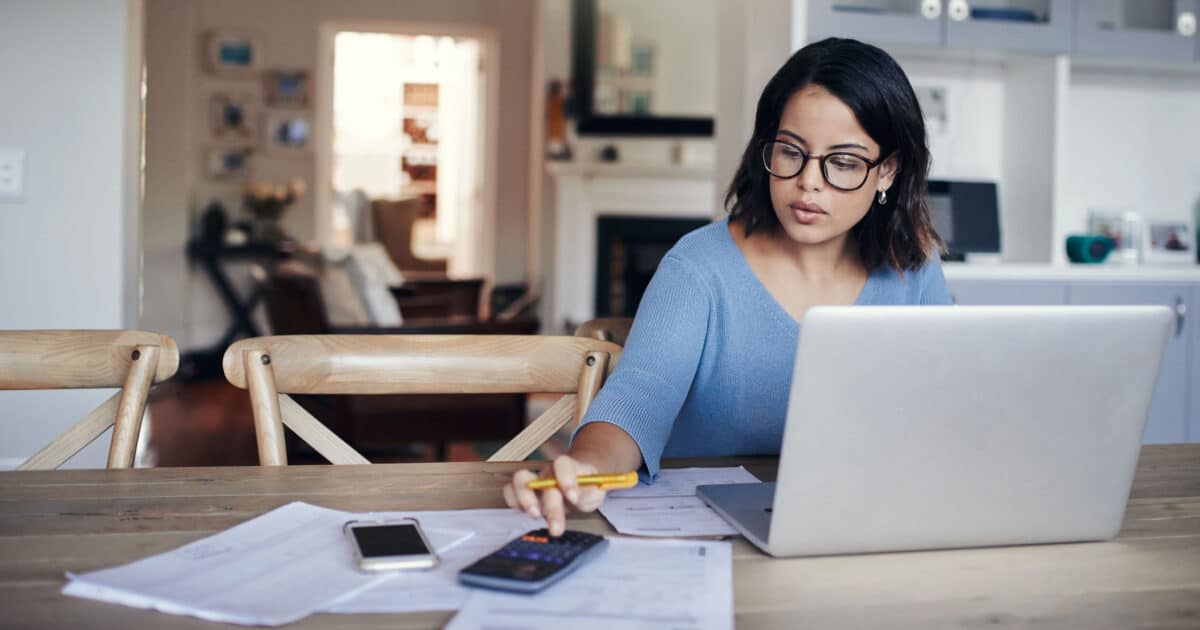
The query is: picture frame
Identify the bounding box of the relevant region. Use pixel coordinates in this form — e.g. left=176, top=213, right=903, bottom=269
left=209, top=93, right=258, bottom=140
left=263, top=69, right=311, bottom=108
left=263, top=112, right=311, bottom=153
left=1145, top=221, right=1194, bottom=265
left=203, top=30, right=263, bottom=79
left=206, top=146, right=253, bottom=180
left=1086, top=208, right=1142, bottom=265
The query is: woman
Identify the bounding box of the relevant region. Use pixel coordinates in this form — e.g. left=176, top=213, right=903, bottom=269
left=505, top=38, right=950, bottom=535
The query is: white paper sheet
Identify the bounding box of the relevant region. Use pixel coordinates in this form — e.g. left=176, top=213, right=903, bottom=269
left=325, top=510, right=544, bottom=614
left=445, top=537, right=733, bottom=630
left=62, top=502, right=493, bottom=626
left=598, top=466, right=760, bottom=537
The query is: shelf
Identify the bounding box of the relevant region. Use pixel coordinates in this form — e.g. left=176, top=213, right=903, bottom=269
left=943, top=263, right=1200, bottom=282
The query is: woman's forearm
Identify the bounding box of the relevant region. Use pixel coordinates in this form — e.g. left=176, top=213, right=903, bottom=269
left=566, top=422, right=644, bottom=474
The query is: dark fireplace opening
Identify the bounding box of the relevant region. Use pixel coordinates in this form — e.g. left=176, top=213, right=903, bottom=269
left=595, top=215, right=710, bottom=317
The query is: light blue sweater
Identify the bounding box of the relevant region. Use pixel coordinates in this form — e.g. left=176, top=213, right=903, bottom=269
left=576, top=217, right=952, bottom=477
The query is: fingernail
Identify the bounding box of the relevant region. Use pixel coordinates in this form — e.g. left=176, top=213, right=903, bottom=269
left=528, top=506, right=541, bottom=518
left=566, top=489, right=579, bottom=503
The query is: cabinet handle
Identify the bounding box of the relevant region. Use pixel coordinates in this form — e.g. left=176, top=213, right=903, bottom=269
left=1179, top=11, right=1196, bottom=37
left=921, top=0, right=943, bottom=20
left=1175, top=296, right=1187, bottom=338
left=948, top=0, right=969, bottom=22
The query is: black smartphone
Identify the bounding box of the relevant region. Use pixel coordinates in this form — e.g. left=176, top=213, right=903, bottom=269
left=344, top=519, right=439, bottom=571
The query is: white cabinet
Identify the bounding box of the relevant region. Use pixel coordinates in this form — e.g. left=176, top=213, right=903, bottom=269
left=1066, top=282, right=1192, bottom=444
left=1190, top=286, right=1199, bottom=440
left=947, top=279, right=1067, bottom=305
left=944, top=271, right=1199, bottom=443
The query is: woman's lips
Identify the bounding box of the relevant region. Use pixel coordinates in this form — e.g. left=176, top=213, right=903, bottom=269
left=789, top=202, right=826, bottom=225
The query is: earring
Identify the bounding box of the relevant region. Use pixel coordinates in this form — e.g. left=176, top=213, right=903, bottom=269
left=877, top=190, right=887, bottom=205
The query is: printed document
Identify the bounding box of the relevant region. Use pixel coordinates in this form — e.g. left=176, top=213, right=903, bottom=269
left=325, top=510, right=543, bottom=614
left=62, top=502, right=527, bottom=626
left=446, top=537, right=733, bottom=630
left=598, top=466, right=760, bottom=537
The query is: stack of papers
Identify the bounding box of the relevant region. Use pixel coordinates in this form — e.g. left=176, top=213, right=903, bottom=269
left=63, top=502, right=539, bottom=626
left=447, top=537, right=733, bottom=630
left=63, top=469, right=748, bottom=627
left=598, top=467, right=760, bottom=537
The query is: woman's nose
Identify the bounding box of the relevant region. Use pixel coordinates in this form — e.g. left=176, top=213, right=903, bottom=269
left=797, top=157, right=823, bottom=191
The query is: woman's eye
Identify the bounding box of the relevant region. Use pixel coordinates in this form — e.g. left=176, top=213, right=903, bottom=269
left=780, top=147, right=803, bottom=159
left=828, top=156, right=862, bottom=171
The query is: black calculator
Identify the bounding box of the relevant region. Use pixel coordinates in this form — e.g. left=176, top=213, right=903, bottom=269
left=458, top=529, right=609, bottom=593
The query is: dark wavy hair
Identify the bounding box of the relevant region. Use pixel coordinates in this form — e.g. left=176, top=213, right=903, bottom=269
left=724, top=37, right=943, bottom=272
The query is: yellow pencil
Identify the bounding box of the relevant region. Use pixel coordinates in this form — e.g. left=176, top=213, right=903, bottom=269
left=526, top=471, right=639, bottom=491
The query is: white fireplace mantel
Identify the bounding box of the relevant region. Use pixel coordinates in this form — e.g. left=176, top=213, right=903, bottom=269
left=547, top=161, right=716, bottom=331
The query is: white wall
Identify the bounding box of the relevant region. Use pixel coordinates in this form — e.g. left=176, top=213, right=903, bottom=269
left=0, top=0, right=144, bottom=469
left=143, top=0, right=535, bottom=350
left=1058, top=67, right=1200, bottom=262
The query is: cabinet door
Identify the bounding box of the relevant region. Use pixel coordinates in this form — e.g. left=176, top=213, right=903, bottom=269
left=806, top=0, right=945, bottom=48
left=1074, top=0, right=1199, bottom=63
left=945, top=0, right=1072, bottom=53
left=1068, top=282, right=1192, bottom=444
left=1190, top=287, right=1199, bottom=441
left=946, top=279, right=1068, bottom=305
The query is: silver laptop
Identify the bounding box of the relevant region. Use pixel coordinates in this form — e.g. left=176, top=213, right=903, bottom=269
left=697, top=305, right=1172, bottom=557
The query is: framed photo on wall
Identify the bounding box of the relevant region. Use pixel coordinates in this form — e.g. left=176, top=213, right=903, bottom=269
left=206, top=146, right=253, bottom=180
left=209, top=93, right=258, bottom=140
left=204, top=30, right=263, bottom=79
left=263, top=69, right=311, bottom=108
left=263, top=112, right=311, bottom=153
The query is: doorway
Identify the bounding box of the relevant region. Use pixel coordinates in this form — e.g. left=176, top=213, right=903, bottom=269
left=316, top=23, right=498, bottom=278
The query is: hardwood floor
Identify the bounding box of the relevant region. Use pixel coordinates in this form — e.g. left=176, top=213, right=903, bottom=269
left=145, top=379, right=561, bottom=466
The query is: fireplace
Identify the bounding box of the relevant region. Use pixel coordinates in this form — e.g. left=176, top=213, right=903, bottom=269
left=595, top=216, right=709, bottom=317
left=546, top=161, right=714, bottom=331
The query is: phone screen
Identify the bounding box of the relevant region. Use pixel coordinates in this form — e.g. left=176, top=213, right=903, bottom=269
left=351, top=524, right=430, bottom=558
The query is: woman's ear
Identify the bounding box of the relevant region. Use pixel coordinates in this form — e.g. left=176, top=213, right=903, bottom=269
left=877, top=154, right=900, bottom=192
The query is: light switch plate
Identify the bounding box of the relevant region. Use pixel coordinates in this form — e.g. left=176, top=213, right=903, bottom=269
left=0, top=148, right=27, bottom=200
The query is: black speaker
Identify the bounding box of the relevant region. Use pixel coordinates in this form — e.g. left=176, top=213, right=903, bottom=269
left=1065, top=235, right=1114, bottom=263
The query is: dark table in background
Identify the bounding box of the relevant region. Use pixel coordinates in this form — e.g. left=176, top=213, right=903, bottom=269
left=181, top=238, right=293, bottom=380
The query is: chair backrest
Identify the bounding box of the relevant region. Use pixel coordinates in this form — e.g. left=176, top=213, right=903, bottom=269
left=222, top=334, right=621, bottom=465
left=256, top=262, right=334, bottom=335
left=0, top=330, right=179, bottom=470
left=390, top=278, right=485, bottom=320
left=371, top=197, right=448, bottom=273
left=575, top=317, right=634, bottom=346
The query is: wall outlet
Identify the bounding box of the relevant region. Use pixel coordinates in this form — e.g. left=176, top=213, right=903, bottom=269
left=0, top=148, right=26, bottom=200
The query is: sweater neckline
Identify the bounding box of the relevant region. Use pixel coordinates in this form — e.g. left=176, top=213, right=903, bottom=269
left=716, top=216, right=880, bottom=327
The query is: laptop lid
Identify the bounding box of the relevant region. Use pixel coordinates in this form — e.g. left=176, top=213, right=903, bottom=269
left=761, top=305, right=1172, bottom=557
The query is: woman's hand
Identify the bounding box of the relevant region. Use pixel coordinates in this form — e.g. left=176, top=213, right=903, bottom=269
left=503, top=454, right=610, bottom=536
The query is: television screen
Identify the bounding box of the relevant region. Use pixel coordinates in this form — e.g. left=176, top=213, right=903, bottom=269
left=927, top=180, right=1000, bottom=259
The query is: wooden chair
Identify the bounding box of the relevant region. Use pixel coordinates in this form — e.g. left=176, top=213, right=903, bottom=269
left=222, top=335, right=622, bottom=465
left=0, top=330, right=179, bottom=470
left=574, top=317, right=634, bottom=346
left=371, top=197, right=448, bottom=273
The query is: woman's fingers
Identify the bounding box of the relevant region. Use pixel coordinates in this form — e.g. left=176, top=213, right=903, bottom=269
left=551, top=455, right=581, bottom=503
left=509, top=469, right=542, bottom=518
left=540, top=487, right=567, bottom=536
left=573, top=485, right=607, bottom=512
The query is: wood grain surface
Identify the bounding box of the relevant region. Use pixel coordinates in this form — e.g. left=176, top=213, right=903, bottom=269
left=0, top=445, right=1196, bottom=629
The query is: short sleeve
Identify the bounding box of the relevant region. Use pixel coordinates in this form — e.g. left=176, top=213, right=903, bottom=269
left=573, top=254, right=711, bottom=477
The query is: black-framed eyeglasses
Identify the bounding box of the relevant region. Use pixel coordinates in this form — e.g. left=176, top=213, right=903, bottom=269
left=761, top=140, right=883, bottom=192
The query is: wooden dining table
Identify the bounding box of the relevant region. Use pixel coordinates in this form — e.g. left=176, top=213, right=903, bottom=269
left=1, top=444, right=1197, bottom=629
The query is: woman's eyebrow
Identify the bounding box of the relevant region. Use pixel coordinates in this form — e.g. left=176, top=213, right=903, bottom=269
left=776, top=130, right=870, bottom=153
left=829, top=142, right=870, bottom=152
left=776, top=130, right=805, bottom=144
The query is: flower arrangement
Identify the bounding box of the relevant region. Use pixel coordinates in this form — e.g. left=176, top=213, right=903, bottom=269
left=244, top=178, right=306, bottom=242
